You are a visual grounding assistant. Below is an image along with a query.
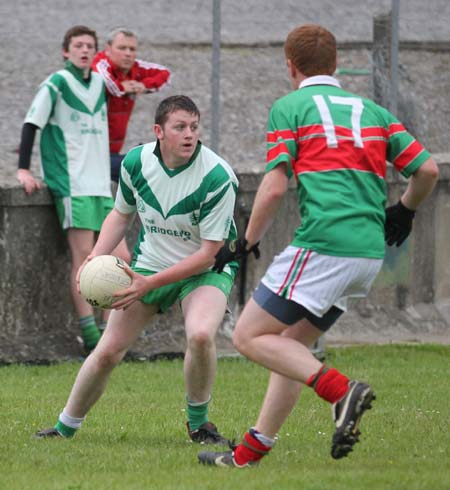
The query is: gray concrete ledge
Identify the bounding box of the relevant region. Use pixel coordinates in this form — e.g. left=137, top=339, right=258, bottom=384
left=1, top=155, right=450, bottom=362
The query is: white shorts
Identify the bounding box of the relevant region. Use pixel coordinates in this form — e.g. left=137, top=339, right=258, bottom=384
left=260, top=246, right=383, bottom=317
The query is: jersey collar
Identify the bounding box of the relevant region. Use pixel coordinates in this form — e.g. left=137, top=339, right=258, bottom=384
left=153, top=140, right=202, bottom=177
left=299, top=75, right=341, bottom=89
left=64, top=60, right=91, bottom=86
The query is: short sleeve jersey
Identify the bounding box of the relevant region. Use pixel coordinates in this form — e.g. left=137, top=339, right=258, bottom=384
left=115, top=141, right=239, bottom=274
left=25, top=61, right=111, bottom=198
left=266, top=75, right=431, bottom=259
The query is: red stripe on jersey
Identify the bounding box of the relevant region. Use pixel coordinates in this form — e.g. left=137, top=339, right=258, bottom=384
left=362, top=126, right=389, bottom=139
left=293, top=139, right=388, bottom=178
left=339, top=125, right=389, bottom=140
left=298, top=125, right=388, bottom=141
left=297, top=124, right=324, bottom=137
left=267, top=129, right=296, bottom=143
left=267, top=142, right=293, bottom=163
left=388, top=122, right=406, bottom=136
left=393, top=140, right=426, bottom=171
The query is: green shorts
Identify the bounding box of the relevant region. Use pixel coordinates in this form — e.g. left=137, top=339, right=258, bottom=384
left=54, top=196, right=114, bottom=231
left=134, top=268, right=236, bottom=313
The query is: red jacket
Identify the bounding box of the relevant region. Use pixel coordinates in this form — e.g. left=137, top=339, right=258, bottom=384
left=92, top=51, right=171, bottom=153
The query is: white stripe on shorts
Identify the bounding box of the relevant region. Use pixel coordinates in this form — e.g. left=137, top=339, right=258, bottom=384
left=261, top=245, right=383, bottom=317
left=62, top=196, right=73, bottom=229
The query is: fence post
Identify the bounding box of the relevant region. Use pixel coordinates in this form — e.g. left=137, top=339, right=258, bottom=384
left=389, top=0, right=400, bottom=115
left=372, top=4, right=400, bottom=114
left=372, top=12, right=392, bottom=109
left=211, top=0, right=221, bottom=152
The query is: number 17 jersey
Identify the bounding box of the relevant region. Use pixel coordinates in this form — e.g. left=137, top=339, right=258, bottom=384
left=266, top=75, right=430, bottom=259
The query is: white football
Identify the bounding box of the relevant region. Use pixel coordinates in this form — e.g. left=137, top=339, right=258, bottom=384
left=79, top=255, right=131, bottom=309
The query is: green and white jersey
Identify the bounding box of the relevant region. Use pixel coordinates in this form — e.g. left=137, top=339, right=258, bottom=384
left=116, top=141, right=238, bottom=273
left=25, top=61, right=111, bottom=198
left=266, top=75, right=431, bottom=259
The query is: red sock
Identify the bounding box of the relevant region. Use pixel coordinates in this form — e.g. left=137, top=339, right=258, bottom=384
left=306, top=366, right=349, bottom=403
left=233, top=430, right=272, bottom=466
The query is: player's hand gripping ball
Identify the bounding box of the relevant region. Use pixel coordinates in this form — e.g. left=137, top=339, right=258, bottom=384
left=79, top=255, right=131, bottom=309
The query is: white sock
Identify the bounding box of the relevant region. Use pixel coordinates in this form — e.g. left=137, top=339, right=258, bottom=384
left=59, top=408, right=85, bottom=429
left=186, top=395, right=211, bottom=406
left=251, top=427, right=276, bottom=447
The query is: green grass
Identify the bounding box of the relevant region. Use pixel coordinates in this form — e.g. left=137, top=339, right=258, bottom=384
left=0, top=345, right=449, bottom=489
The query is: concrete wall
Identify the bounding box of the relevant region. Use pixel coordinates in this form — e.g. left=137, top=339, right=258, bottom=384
left=1, top=155, right=449, bottom=362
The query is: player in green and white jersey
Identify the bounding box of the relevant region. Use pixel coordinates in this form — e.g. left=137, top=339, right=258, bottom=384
left=36, top=95, right=239, bottom=445
left=198, top=24, right=439, bottom=468
left=17, top=26, right=130, bottom=352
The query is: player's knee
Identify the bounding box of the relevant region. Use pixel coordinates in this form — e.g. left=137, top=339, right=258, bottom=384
left=93, top=348, right=124, bottom=372
left=72, top=245, right=94, bottom=268
left=187, top=329, right=214, bottom=351
left=232, top=328, right=250, bottom=356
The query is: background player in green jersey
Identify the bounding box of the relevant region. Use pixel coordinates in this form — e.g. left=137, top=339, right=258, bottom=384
left=35, top=95, right=239, bottom=445
left=16, top=25, right=130, bottom=353
left=198, top=24, right=439, bottom=468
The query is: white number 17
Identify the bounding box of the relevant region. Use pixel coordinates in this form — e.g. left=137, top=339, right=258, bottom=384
left=312, top=95, right=364, bottom=148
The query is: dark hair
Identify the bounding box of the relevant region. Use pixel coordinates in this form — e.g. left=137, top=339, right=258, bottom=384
left=62, top=25, right=98, bottom=53
left=155, top=95, right=200, bottom=126
left=284, top=24, right=337, bottom=77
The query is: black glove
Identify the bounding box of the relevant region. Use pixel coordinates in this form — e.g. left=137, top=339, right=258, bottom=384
left=385, top=200, right=416, bottom=247
left=213, top=239, right=260, bottom=273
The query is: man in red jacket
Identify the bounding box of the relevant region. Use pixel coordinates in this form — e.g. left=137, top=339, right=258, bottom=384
left=92, top=27, right=171, bottom=181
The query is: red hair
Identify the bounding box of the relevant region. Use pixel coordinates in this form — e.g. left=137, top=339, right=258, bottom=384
left=284, top=24, right=337, bottom=76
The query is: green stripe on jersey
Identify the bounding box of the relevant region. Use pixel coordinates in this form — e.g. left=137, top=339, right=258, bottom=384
left=48, top=73, right=104, bottom=115
left=117, top=142, right=239, bottom=273
left=40, top=124, right=70, bottom=196
left=49, top=74, right=91, bottom=114
left=199, top=183, right=231, bottom=222
left=26, top=66, right=110, bottom=198
left=167, top=164, right=231, bottom=218
left=122, top=150, right=233, bottom=220
left=121, top=146, right=143, bottom=205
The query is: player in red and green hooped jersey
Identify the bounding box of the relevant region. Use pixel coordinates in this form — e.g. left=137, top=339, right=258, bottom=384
left=198, top=24, right=439, bottom=468
left=35, top=95, right=239, bottom=446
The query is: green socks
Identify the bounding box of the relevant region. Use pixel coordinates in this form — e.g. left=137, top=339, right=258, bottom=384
left=187, top=399, right=210, bottom=430
left=79, top=315, right=101, bottom=350
left=55, top=409, right=85, bottom=438
left=54, top=420, right=77, bottom=438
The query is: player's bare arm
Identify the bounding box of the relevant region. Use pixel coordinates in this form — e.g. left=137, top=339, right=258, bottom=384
left=93, top=208, right=134, bottom=256
left=400, top=157, right=439, bottom=210
left=245, top=163, right=289, bottom=246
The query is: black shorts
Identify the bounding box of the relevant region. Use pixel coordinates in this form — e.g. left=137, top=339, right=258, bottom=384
left=253, top=283, right=344, bottom=332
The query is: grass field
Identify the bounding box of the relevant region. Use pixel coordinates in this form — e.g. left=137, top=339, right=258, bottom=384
left=0, top=344, right=449, bottom=490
